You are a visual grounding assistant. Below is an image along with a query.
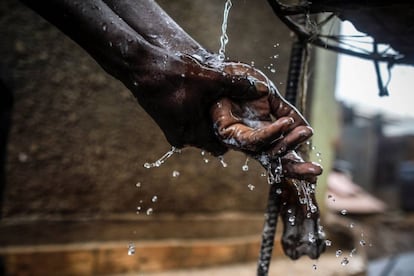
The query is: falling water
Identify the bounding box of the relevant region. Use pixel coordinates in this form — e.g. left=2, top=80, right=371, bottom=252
left=143, top=146, right=181, bottom=168
left=218, top=0, right=233, bottom=62
left=127, top=242, right=136, bottom=255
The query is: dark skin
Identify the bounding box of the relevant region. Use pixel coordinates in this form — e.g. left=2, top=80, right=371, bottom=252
left=20, top=0, right=321, bottom=180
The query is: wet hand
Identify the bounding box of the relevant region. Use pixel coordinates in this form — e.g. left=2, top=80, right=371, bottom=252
left=210, top=63, right=321, bottom=180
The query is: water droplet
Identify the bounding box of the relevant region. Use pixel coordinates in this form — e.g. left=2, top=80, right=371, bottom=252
left=250, top=61, right=255, bottom=67
left=102, top=23, right=107, bottom=31
left=203, top=158, right=209, bottom=163
left=308, top=232, right=316, bottom=243
left=146, top=208, right=153, bottom=216
left=127, top=242, right=136, bottom=255
left=325, top=240, right=332, bottom=247
left=109, top=41, right=113, bottom=47
left=242, top=165, right=249, bottom=171
left=288, top=215, right=296, bottom=226
left=340, top=209, right=348, bottom=215
left=341, top=257, right=349, bottom=266
left=335, top=249, right=342, bottom=257
left=135, top=182, right=141, bottom=188
left=181, top=73, right=185, bottom=78
left=218, top=155, right=228, bottom=167
left=270, top=68, right=276, bottom=73
left=18, top=152, right=28, bottom=163
left=133, top=81, right=138, bottom=86
left=247, top=184, right=255, bottom=191
left=276, top=188, right=282, bottom=194
left=151, top=196, right=158, bottom=203
left=359, top=239, right=366, bottom=246
left=172, top=170, right=180, bottom=177
left=350, top=248, right=357, bottom=257
left=143, top=147, right=179, bottom=169
left=310, top=204, right=318, bottom=213
left=312, top=264, right=317, bottom=270
left=350, top=222, right=355, bottom=228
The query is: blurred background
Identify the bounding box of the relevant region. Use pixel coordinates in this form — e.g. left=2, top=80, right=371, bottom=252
left=1, top=0, right=414, bottom=275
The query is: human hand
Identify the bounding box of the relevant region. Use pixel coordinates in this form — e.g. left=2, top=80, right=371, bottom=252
left=210, top=62, right=322, bottom=181
left=127, top=54, right=270, bottom=156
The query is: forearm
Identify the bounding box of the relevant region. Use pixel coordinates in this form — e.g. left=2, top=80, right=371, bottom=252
left=20, top=0, right=207, bottom=87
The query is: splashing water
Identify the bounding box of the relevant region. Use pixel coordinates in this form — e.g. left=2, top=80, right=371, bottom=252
left=247, top=184, right=255, bottom=191
left=172, top=170, right=180, bottom=177
left=341, top=257, right=349, bottom=266
left=127, top=242, right=136, bottom=255
left=151, top=196, right=158, bottom=203
left=143, top=146, right=181, bottom=168
left=335, top=249, right=343, bottom=257
left=242, top=157, right=249, bottom=171
left=292, top=179, right=318, bottom=215
left=146, top=208, right=153, bottom=216
left=218, top=0, right=233, bottom=62
left=218, top=155, right=228, bottom=167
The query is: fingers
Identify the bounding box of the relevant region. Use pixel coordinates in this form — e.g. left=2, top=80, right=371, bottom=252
left=211, top=98, right=297, bottom=152
left=282, top=161, right=323, bottom=183
left=269, top=92, right=309, bottom=128
left=269, top=125, right=313, bottom=156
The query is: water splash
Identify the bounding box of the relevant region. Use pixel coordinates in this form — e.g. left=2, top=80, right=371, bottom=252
left=218, top=0, right=233, bottom=61
left=292, top=179, right=318, bottom=215
left=247, top=184, right=255, bottom=191
left=135, top=182, right=141, bottom=188
left=350, top=248, right=357, bottom=257
left=151, top=196, right=158, bottom=203
left=218, top=155, right=228, bottom=167
left=143, top=147, right=180, bottom=168
left=172, top=170, right=180, bottom=177
left=242, top=157, right=249, bottom=171
left=335, top=249, right=343, bottom=257
left=127, top=242, right=136, bottom=255
left=146, top=208, right=153, bottom=216
left=341, top=257, right=349, bottom=266
left=201, top=150, right=210, bottom=164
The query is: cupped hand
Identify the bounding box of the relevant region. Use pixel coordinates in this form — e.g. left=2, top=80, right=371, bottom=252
left=210, top=62, right=322, bottom=180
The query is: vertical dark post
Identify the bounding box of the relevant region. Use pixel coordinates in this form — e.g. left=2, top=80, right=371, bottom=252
left=0, top=78, right=13, bottom=219
left=256, top=15, right=307, bottom=276
left=256, top=183, right=281, bottom=276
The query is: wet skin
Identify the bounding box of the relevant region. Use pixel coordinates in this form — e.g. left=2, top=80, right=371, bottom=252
left=210, top=64, right=325, bottom=259
left=21, top=0, right=324, bottom=259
